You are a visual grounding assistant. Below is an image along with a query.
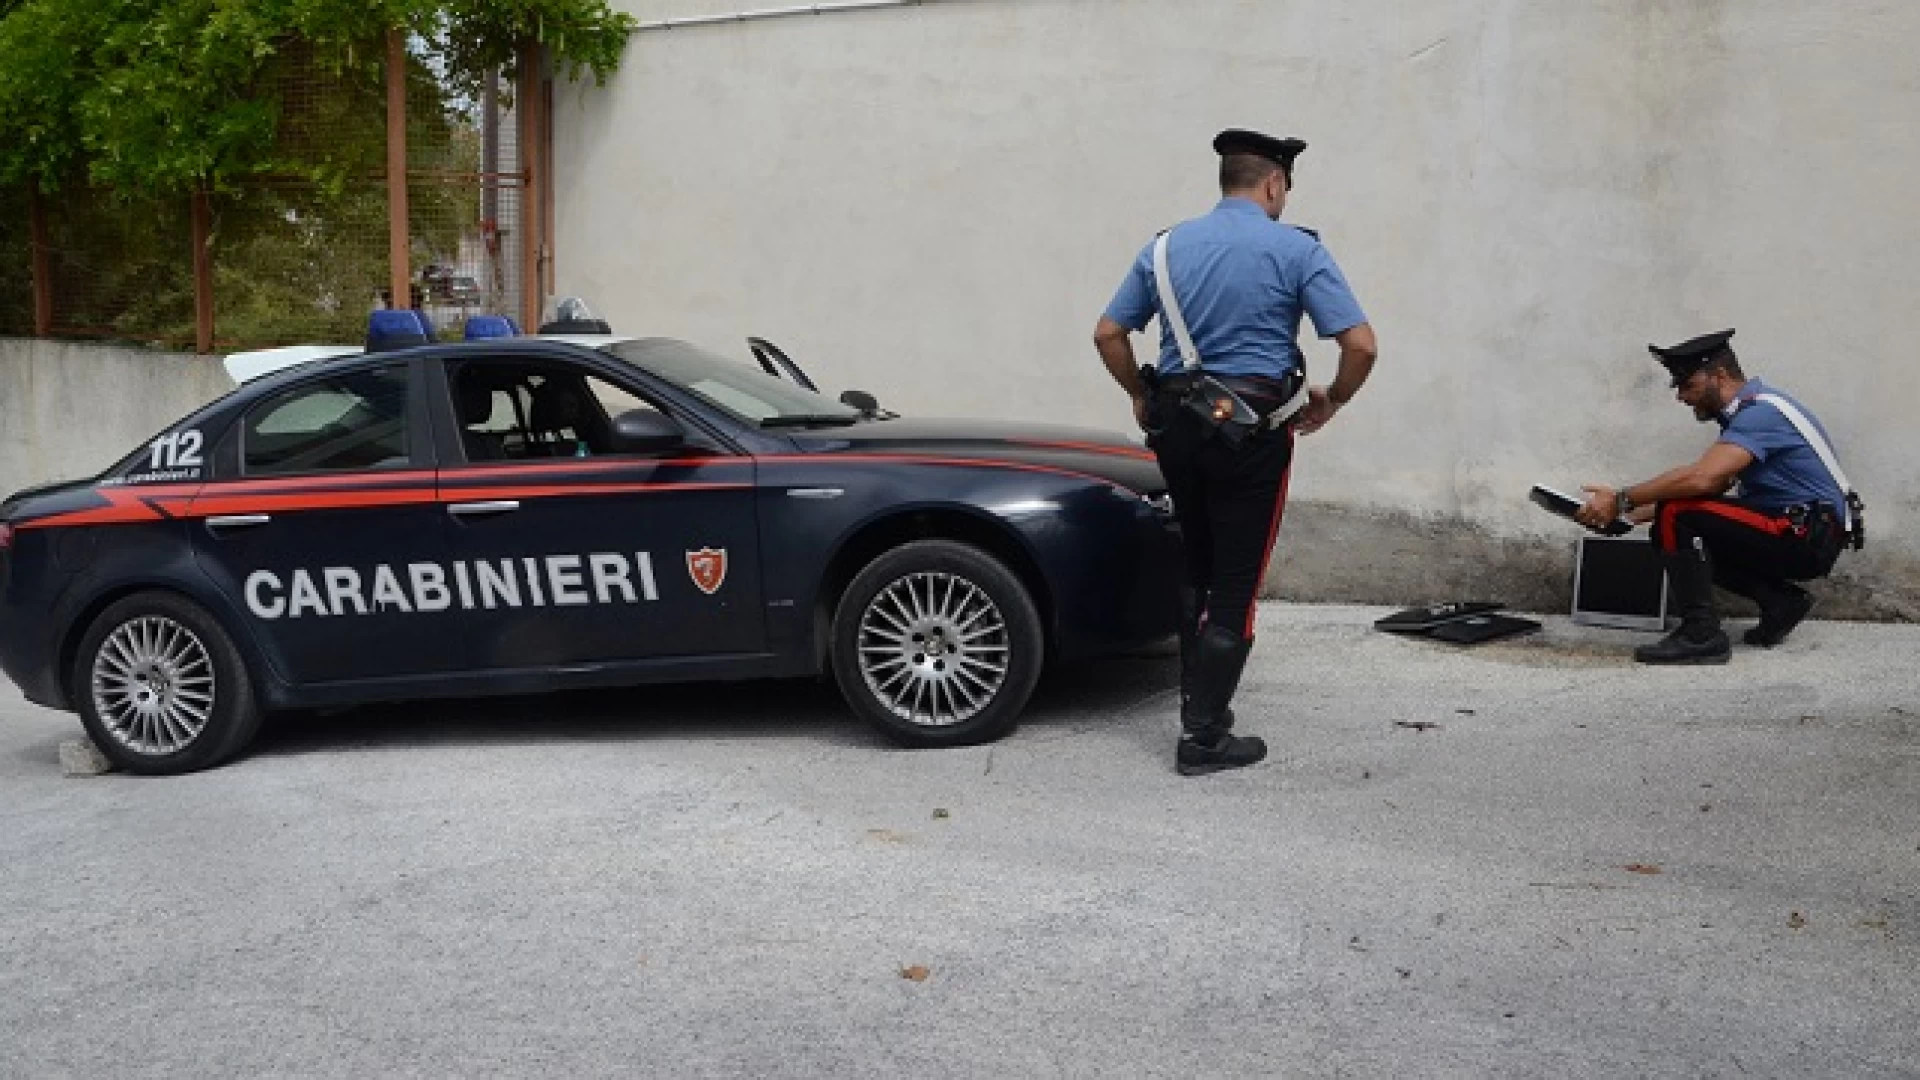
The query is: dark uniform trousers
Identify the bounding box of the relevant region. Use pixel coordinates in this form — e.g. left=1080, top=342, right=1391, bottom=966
left=1147, top=381, right=1296, bottom=738
left=1652, top=497, right=1842, bottom=630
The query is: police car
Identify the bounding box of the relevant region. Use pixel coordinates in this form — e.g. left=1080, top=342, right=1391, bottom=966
left=0, top=305, right=1181, bottom=773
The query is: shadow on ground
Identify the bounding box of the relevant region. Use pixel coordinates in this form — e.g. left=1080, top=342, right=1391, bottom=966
left=247, top=654, right=1181, bottom=761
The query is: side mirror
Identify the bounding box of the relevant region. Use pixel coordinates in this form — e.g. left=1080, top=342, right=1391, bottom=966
left=610, top=409, right=686, bottom=453
left=839, top=389, right=880, bottom=415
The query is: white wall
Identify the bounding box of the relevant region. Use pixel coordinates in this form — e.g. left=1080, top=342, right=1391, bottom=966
left=0, top=339, right=233, bottom=501
left=554, top=0, right=1919, bottom=616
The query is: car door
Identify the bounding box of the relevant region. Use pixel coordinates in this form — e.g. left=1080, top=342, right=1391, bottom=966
left=189, top=360, right=462, bottom=684
left=429, top=352, right=766, bottom=670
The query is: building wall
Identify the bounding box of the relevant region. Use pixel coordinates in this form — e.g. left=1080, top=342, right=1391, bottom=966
left=528, top=2, right=1913, bottom=617
left=0, top=339, right=233, bottom=502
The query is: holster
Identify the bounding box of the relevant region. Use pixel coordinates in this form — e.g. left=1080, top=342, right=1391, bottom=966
left=1789, top=503, right=1846, bottom=576
left=1156, top=370, right=1305, bottom=449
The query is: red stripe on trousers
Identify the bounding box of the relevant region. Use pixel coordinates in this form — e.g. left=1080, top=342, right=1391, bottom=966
left=1246, top=433, right=1296, bottom=638
left=1655, top=499, right=1790, bottom=551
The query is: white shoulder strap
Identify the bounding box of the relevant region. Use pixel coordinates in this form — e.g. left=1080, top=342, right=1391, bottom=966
left=1151, top=230, right=1202, bottom=372
left=1754, top=392, right=1854, bottom=529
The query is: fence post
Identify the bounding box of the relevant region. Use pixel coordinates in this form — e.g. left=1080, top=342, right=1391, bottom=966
left=28, top=184, right=52, bottom=337
left=386, top=27, right=411, bottom=321
left=191, top=187, right=214, bottom=354
left=519, top=41, right=543, bottom=332
left=542, top=72, right=555, bottom=293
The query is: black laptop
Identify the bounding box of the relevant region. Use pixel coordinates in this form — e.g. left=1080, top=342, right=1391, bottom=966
left=1373, top=601, right=1506, bottom=634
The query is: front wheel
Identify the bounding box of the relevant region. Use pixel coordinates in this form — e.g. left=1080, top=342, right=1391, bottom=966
left=72, top=591, right=261, bottom=775
left=831, top=539, right=1044, bottom=747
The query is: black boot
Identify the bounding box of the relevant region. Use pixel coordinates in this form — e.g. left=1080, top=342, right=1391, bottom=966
left=1177, top=587, right=1203, bottom=720
left=1177, top=625, right=1266, bottom=776
left=1716, top=565, right=1813, bottom=649
left=1743, top=583, right=1813, bottom=648
left=1635, top=536, right=1731, bottom=665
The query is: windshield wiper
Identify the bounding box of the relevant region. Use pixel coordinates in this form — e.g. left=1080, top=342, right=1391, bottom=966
left=759, top=414, right=861, bottom=429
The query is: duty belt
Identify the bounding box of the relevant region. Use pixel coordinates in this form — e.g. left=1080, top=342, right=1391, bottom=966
left=1157, top=371, right=1309, bottom=430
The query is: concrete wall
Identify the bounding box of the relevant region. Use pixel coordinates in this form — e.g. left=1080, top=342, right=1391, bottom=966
left=0, top=339, right=232, bottom=501
left=552, top=0, right=1920, bottom=618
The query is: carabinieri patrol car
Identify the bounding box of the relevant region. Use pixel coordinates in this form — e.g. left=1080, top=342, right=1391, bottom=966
left=0, top=307, right=1181, bottom=773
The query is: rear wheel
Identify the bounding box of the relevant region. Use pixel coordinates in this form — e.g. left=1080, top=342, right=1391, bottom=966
left=831, top=539, right=1044, bottom=747
left=72, top=591, right=261, bottom=775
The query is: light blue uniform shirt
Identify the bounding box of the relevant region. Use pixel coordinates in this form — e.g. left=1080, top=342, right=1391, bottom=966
left=1717, top=377, right=1846, bottom=511
left=1104, top=197, right=1368, bottom=378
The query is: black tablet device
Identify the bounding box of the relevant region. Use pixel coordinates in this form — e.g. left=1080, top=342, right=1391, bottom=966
left=1530, top=484, right=1633, bottom=536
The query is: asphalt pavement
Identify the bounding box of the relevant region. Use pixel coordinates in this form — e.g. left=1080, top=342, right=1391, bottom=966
left=2, top=603, right=1916, bottom=1078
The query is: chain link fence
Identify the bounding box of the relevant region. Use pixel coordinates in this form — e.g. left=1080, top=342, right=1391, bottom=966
left=0, top=186, right=29, bottom=337
left=9, top=42, right=532, bottom=351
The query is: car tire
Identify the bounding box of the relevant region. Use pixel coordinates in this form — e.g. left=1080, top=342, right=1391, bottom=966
left=71, top=591, right=262, bottom=775
left=831, top=539, right=1044, bottom=747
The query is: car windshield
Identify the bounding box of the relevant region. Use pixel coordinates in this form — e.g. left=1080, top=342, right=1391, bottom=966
left=603, top=338, right=863, bottom=426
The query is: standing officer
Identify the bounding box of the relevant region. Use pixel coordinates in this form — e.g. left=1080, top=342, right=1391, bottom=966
left=1576, top=329, right=1861, bottom=663
left=1093, top=128, right=1378, bottom=776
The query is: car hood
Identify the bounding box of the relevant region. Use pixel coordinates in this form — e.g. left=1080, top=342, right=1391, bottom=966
left=783, top=417, right=1167, bottom=494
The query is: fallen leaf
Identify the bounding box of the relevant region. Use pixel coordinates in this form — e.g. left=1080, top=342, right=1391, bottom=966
left=900, top=965, right=931, bottom=982
left=1393, top=721, right=1441, bottom=733
left=1624, top=863, right=1662, bottom=875
left=866, top=829, right=912, bottom=844
left=931, top=808, right=950, bottom=820
left=1456, top=708, right=1476, bottom=716
left=1699, top=804, right=1712, bottom=812
left=1787, top=911, right=1806, bottom=930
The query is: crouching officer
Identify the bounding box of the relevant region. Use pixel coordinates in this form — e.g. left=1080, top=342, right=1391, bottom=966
left=1577, top=329, right=1862, bottom=663
left=1094, top=128, right=1379, bottom=775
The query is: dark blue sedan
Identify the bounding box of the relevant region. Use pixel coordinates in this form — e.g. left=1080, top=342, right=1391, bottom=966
left=0, top=322, right=1182, bottom=773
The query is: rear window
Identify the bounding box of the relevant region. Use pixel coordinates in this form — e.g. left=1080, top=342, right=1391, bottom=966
left=242, top=366, right=412, bottom=476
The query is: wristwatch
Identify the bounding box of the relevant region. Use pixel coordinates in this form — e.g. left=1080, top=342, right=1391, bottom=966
left=1616, top=486, right=1636, bottom=517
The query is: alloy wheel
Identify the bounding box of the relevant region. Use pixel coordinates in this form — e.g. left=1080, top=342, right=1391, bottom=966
left=856, top=571, right=1011, bottom=727
left=90, top=615, right=217, bottom=755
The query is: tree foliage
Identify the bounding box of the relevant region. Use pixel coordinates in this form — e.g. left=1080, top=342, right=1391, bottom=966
left=0, top=0, right=636, bottom=192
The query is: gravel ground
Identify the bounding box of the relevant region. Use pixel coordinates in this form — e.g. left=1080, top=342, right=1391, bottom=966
left=2, top=603, right=1916, bottom=1078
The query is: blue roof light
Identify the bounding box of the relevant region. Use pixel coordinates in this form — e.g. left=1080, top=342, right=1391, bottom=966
left=366, top=309, right=428, bottom=352
left=464, top=314, right=517, bottom=340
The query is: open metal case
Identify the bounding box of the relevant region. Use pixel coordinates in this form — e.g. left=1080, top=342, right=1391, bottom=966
left=1571, top=535, right=1676, bottom=632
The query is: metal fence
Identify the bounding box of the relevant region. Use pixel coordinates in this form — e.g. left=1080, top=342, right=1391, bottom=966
left=10, top=42, right=536, bottom=352
left=0, top=186, right=29, bottom=338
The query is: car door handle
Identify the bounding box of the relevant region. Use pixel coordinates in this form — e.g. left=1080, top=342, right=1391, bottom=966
left=448, top=500, right=521, bottom=518
left=205, top=514, right=271, bottom=530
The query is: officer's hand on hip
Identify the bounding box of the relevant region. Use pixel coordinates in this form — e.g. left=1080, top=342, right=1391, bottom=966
left=1295, top=386, right=1342, bottom=435
left=1131, top=394, right=1150, bottom=432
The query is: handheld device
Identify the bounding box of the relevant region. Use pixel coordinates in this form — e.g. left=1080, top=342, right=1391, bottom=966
left=1530, top=484, right=1633, bottom=536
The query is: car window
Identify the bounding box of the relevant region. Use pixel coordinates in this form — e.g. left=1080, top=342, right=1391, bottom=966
left=604, top=339, right=862, bottom=425
left=450, top=361, right=676, bottom=464
left=243, top=366, right=412, bottom=476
